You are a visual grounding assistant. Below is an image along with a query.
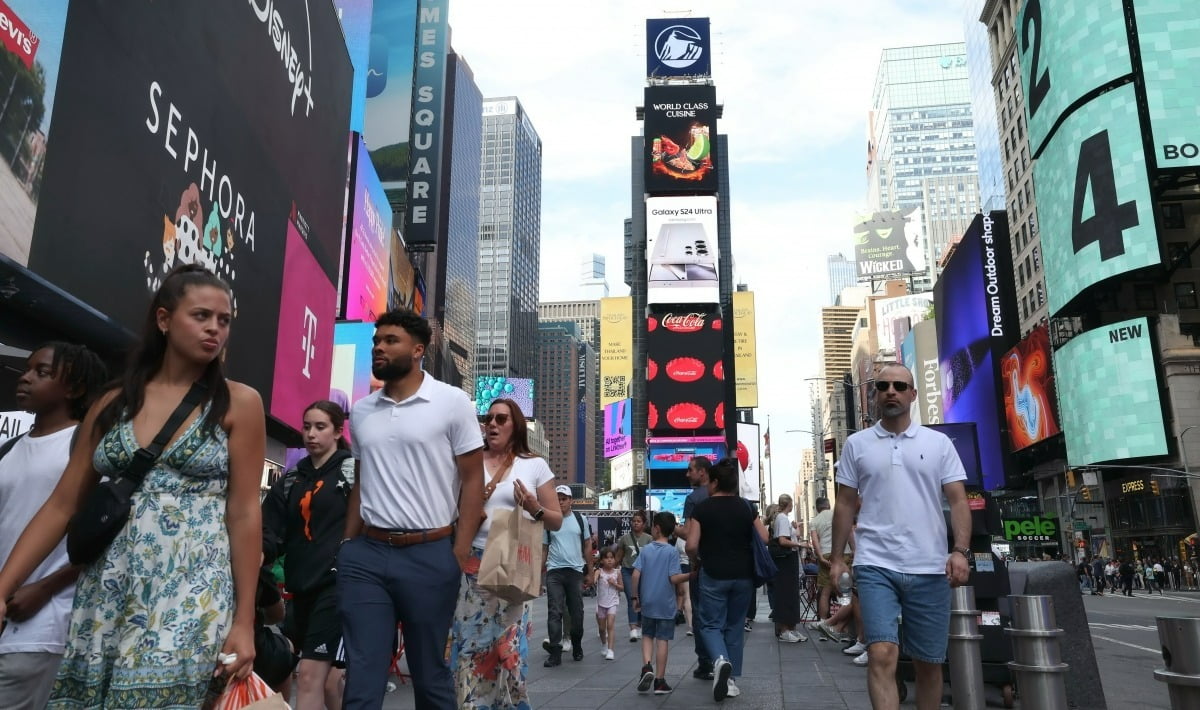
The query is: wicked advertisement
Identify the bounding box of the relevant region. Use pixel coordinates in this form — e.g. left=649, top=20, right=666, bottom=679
left=27, top=0, right=352, bottom=425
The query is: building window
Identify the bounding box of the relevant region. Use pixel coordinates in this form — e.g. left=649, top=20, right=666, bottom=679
left=1162, top=203, right=1186, bottom=229
left=1134, top=284, right=1157, bottom=310
left=1175, top=282, right=1198, bottom=309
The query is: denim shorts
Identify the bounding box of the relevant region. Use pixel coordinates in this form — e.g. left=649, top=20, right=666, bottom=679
left=640, top=616, right=676, bottom=641
left=854, top=565, right=951, bottom=664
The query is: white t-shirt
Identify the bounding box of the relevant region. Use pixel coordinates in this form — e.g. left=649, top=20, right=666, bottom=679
left=0, top=426, right=76, bottom=654
left=836, top=420, right=967, bottom=574
left=675, top=536, right=688, bottom=566
left=473, top=456, right=555, bottom=549
left=772, top=511, right=793, bottom=541
left=350, top=373, right=483, bottom=530
left=810, top=508, right=851, bottom=556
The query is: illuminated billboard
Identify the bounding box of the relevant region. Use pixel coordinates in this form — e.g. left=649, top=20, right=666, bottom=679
left=927, top=423, right=982, bottom=489
left=874, top=293, right=932, bottom=358
left=933, top=212, right=1017, bottom=491
left=853, top=207, right=927, bottom=279
left=603, top=399, right=632, bottom=458
left=1053, top=317, right=1168, bottom=464
left=1001, top=324, right=1060, bottom=451
left=364, top=0, right=416, bottom=166
left=1033, top=83, right=1160, bottom=314
left=646, top=17, right=711, bottom=79
left=646, top=436, right=726, bottom=469
left=645, top=196, right=719, bottom=305
left=643, top=84, right=717, bottom=194
left=908, top=320, right=943, bottom=426
left=646, top=309, right=725, bottom=434
left=732, top=290, right=759, bottom=408
left=1136, top=1, right=1200, bottom=169
left=331, top=322, right=383, bottom=414
left=736, top=421, right=760, bottom=501
left=344, top=136, right=392, bottom=321
left=334, top=0, right=374, bottom=132
left=599, top=297, right=633, bottom=407
left=475, top=376, right=535, bottom=419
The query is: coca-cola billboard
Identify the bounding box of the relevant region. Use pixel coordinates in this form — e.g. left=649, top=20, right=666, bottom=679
left=646, top=308, right=724, bottom=434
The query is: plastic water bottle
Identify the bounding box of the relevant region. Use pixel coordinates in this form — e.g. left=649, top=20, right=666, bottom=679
left=837, top=572, right=852, bottom=607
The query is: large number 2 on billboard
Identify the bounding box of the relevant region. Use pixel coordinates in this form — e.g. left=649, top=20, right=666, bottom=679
left=1021, top=0, right=1051, bottom=119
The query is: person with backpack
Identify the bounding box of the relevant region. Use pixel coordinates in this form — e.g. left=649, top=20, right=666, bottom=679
left=262, top=400, right=355, bottom=710
left=615, top=510, right=653, bottom=642
left=541, top=486, right=592, bottom=667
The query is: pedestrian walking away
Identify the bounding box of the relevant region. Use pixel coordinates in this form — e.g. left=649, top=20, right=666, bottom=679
left=542, top=486, right=593, bottom=667
left=450, top=398, right=563, bottom=709
left=0, top=343, right=106, bottom=710
left=768, top=494, right=808, bottom=643
left=632, top=512, right=690, bottom=696
left=336, top=309, right=485, bottom=710
left=830, top=361, right=972, bottom=710
left=262, top=400, right=356, bottom=709
left=0, top=265, right=266, bottom=707
left=615, top=510, right=652, bottom=642
left=676, top=456, right=715, bottom=680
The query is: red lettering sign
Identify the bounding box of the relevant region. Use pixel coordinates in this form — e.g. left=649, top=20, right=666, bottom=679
left=666, top=402, right=706, bottom=428
left=661, top=312, right=707, bottom=333
left=518, top=544, right=531, bottom=566
left=0, top=2, right=38, bottom=70
left=665, top=356, right=705, bottom=382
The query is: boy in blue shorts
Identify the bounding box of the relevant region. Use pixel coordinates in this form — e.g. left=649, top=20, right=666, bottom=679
left=632, top=511, right=690, bottom=695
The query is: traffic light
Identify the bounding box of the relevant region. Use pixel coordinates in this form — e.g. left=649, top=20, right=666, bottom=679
left=1081, top=486, right=1092, bottom=501
left=1151, top=479, right=1161, bottom=496
left=1065, top=469, right=1076, bottom=489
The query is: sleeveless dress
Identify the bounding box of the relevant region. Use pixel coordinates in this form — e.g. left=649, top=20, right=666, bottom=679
left=50, top=410, right=234, bottom=709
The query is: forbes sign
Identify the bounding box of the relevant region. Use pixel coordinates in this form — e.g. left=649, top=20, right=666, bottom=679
left=646, top=17, right=711, bottom=78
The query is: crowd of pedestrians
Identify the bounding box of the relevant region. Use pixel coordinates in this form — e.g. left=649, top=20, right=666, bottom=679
left=1081, top=555, right=1194, bottom=596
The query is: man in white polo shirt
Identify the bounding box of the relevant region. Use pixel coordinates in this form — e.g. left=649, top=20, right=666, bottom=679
left=830, top=361, right=971, bottom=710
left=337, top=310, right=484, bottom=710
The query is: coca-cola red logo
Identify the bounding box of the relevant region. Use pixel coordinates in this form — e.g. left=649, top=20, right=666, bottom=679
left=667, top=402, right=707, bottom=428
left=661, top=312, right=708, bottom=333
left=647, top=358, right=659, bottom=380
left=648, top=401, right=659, bottom=429
left=713, top=360, right=724, bottom=380
left=647, top=316, right=659, bottom=331
left=666, top=357, right=705, bottom=382
left=714, top=402, right=725, bottom=428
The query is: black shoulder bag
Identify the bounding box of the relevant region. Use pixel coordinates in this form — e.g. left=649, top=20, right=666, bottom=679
left=66, top=382, right=207, bottom=565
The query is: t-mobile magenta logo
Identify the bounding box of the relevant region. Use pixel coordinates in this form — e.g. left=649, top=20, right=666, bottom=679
left=301, top=306, right=318, bottom=379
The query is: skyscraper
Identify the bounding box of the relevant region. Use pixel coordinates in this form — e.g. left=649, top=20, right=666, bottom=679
left=537, top=321, right=596, bottom=486
left=476, top=97, right=543, bottom=378
left=866, top=43, right=980, bottom=288
left=538, top=300, right=602, bottom=488
left=579, top=254, right=610, bottom=300
left=963, top=0, right=1006, bottom=213
left=826, top=253, right=857, bottom=305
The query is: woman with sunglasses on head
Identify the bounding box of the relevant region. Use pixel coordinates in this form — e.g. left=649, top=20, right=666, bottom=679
left=262, top=400, right=355, bottom=709
left=0, top=264, right=266, bottom=707
left=451, top=399, right=563, bottom=709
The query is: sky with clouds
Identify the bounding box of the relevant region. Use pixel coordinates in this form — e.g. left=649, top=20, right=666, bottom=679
left=448, top=0, right=972, bottom=501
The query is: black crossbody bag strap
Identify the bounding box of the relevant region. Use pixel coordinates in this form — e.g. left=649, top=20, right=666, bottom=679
left=118, top=382, right=207, bottom=489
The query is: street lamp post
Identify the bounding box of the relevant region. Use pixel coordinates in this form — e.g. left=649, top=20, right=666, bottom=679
left=1179, top=426, right=1200, bottom=534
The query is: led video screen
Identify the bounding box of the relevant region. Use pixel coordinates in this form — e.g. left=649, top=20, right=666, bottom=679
left=1133, top=0, right=1200, bottom=169
left=643, top=84, right=718, bottom=194
left=645, top=196, right=719, bottom=305
left=1001, top=324, right=1060, bottom=451
left=646, top=309, right=725, bottom=434
left=475, top=376, right=535, bottom=419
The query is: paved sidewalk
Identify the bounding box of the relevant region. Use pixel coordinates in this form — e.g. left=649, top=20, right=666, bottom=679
left=381, top=595, right=1022, bottom=708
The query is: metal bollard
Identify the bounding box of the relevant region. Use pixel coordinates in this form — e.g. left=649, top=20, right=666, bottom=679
left=1005, top=595, right=1069, bottom=709
left=947, top=586, right=985, bottom=710
left=1153, top=616, right=1200, bottom=708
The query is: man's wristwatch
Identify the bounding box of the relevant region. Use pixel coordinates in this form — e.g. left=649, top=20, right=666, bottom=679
left=533, top=507, right=546, bottom=520
left=952, top=547, right=971, bottom=558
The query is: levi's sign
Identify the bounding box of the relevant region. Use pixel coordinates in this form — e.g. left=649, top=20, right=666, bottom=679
left=1002, top=516, right=1057, bottom=542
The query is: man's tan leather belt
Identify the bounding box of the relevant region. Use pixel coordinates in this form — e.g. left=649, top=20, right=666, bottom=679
left=364, top=525, right=454, bottom=547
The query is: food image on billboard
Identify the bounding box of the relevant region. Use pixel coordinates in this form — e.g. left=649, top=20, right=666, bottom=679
left=1016, top=0, right=1131, bottom=156
left=1135, top=1, right=1200, bottom=169
left=645, top=17, right=711, bottom=79
left=475, top=376, right=535, bottom=418
left=646, top=309, right=724, bottom=434
left=645, top=196, right=719, bottom=305
left=1053, top=317, right=1168, bottom=464
left=603, top=398, right=632, bottom=458
left=600, top=297, right=633, bottom=407
left=643, top=84, right=717, bottom=194
left=853, top=207, right=927, bottom=279
left=733, top=291, right=758, bottom=408
left=1033, top=83, right=1160, bottom=315
left=735, top=421, right=760, bottom=501
left=344, top=136, right=392, bottom=322
left=1001, top=324, right=1060, bottom=451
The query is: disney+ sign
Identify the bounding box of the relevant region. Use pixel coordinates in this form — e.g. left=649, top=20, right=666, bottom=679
left=646, top=17, right=711, bottom=78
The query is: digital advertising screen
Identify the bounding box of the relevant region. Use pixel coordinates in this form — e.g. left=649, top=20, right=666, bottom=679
left=1053, top=317, right=1168, bottom=464
left=364, top=0, right=417, bottom=173
left=874, top=293, right=932, bottom=357
left=331, top=322, right=382, bottom=418
left=736, top=421, right=761, bottom=501
left=643, top=84, right=718, bottom=194
left=344, top=136, right=392, bottom=322
left=926, top=423, right=982, bottom=489
left=646, top=437, right=726, bottom=469
left=1132, top=1, right=1200, bottom=169
left=25, top=1, right=352, bottom=426
left=732, top=290, right=759, bottom=408
left=853, top=207, right=927, bottom=279
left=610, top=450, right=634, bottom=490
left=475, top=376, right=535, bottom=419
left=333, top=0, right=374, bottom=133
left=599, top=297, right=633, bottom=407
left=645, top=17, right=711, bottom=79
left=933, top=212, right=1017, bottom=491
left=1016, top=0, right=1131, bottom=156
left=603, top=398, right=633, bottom=458
left=646, top=309, right=725, bottom=434
left=1033, top=83, right=1160, bottom=315
left=645, top=196, right=719, bottom=305
left=646, top=488, right=691, bottom=521
left=1001, top=324, right=1060, bottom=451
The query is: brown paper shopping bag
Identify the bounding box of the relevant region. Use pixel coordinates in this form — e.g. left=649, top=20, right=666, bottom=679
left=478, top=505, right=544, bottom=603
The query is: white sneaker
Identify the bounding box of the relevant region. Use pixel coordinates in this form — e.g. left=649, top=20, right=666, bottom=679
left=726, top=680, right=740, bottom=698
left=853, top=650, right=869, bottom=666
left=843, top=640, right=867, bottom=656
left=630, top=628, right=639, bottom=642
left=713, top=656, right=732, bottom=700
left=563, top=640, right=572, bottom=652
left=777, top=630, right=808, bottom=643
left=604, top=648, right=615, bottom=660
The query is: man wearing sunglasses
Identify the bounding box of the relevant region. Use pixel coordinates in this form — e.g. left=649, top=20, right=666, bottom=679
left=829, top=362, right=972, bottom=710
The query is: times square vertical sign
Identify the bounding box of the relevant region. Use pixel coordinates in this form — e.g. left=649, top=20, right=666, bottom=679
left=405, top=0, right=448, bottom=251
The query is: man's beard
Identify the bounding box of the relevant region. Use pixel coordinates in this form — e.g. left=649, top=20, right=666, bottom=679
left=373, top=356, right=413, bottom=381
left=880, top=401, right=907, bottom=418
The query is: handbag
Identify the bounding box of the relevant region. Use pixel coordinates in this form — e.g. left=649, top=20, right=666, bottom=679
left=478, top=504, right=545, bottom=603
left=747, top=501, right=778, bottom=587
left=66, top=382, right=206, bottom=565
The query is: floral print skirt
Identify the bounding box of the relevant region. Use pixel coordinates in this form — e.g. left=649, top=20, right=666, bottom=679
left=451, top=547, right=533, bottom=710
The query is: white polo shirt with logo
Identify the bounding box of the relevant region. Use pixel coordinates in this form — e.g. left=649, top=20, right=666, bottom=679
left=835, top=420, right=966, bottom=575
left=350, top=372, right=482, bottom=530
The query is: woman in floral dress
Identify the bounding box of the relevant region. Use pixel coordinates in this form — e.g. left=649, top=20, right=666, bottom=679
left=0, top=264, right=265, bottom=707
left=451, top=399, right=563, bottom=709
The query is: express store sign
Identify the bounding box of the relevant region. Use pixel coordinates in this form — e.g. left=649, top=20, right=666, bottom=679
left=646, top=309, right=725, bottom=433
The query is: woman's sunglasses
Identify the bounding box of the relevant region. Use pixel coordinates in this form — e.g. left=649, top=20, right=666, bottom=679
left=483, top=413, right=510, bottom=425
left=874, top=380, right=911, bottom=393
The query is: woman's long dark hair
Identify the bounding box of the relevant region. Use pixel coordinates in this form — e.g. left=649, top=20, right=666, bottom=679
left=94, top=265, right=232, bottom=438
left=304, top=400, right=350, bottom=451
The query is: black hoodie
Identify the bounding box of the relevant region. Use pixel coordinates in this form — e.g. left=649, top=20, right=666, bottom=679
left=262, top=448, right=354, bottom=594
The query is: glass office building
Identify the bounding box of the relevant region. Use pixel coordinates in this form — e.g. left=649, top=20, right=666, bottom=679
left=963, top=0, right=1006, bottom=212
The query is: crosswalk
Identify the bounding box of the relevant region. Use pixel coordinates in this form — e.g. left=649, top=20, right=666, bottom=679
left=1102, top=592, right=1200, bottom=603
left=1088, top=622, right=1157, bottom=631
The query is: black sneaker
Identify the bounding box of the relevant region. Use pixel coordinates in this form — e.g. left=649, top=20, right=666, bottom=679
left=653, top=678, right=673, bottom=695
left=572, top=644, right=583, bottom=662
left=543, top=649, right=562, bottom=668
left=744, top=620, right=753, bottom=632
left=713, top=657, right=732, bottom=701
left=693, top=666, right=714, bottom=680
left=637, top=663, right=655, bottom=692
